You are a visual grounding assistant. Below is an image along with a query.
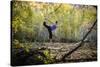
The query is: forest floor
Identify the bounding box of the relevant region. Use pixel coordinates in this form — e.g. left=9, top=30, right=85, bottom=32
left=32, top=42, right=97, bottom=61
left=11, top=42, right=97, bottom=66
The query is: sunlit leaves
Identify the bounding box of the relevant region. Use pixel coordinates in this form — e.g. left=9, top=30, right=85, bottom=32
left=12, top=1, right=97, bottom=42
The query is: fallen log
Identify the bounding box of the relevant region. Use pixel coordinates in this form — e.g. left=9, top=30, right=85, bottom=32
left=58, top=20, right=97, bottom=62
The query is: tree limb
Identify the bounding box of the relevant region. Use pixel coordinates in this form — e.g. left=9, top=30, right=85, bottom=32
left=57, top=20, right=97, bottom=62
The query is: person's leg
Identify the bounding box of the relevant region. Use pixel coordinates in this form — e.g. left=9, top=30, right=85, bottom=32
left=43, top=22, right=49, bottom=28
left=43, top=22, right=53, bottom=42
left=48, top=29, right=52, bottom=42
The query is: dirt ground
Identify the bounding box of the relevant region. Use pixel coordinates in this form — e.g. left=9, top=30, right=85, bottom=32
left=11, top=42, right=97, bottom=66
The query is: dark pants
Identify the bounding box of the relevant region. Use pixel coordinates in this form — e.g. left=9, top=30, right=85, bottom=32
left=43, top=22, right=52, bottom=39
